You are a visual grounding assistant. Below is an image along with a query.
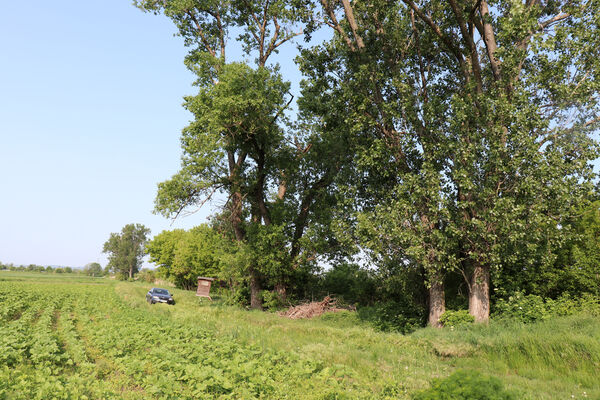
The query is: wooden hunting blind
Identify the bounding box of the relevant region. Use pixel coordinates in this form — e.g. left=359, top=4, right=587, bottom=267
left=196, top=277, right=215, bottom=300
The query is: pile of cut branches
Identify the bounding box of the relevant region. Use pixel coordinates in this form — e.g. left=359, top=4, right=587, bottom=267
left=279, top=296, right=354, bottom=319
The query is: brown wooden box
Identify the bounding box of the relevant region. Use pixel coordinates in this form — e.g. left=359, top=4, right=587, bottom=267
left=196, top=276, right=215, bottom=300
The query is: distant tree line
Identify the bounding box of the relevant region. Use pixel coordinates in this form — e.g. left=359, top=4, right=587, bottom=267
left=135, top=0, right=600, bottom=329
left=0, top=263, right=73, bottom=274
left=0, top=261, right=113, bottom=277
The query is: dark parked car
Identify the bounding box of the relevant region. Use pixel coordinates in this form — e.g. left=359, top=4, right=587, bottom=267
left=146, top=288, right=175, bottom=305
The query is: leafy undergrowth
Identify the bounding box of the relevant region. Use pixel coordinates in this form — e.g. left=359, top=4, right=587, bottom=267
left=1, top=272, right=598, bottom=399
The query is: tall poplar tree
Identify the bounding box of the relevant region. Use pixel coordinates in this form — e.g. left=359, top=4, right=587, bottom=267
left=304, top=0, right=599, bottom=323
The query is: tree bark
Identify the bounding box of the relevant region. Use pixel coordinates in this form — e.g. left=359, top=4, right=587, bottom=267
left=428, top=275, right=445, bottom=327
left=231, top=191, right=245, bottom=241
left=469, top=261, right=490, bottom=323
left=249, top=266, right=262, bottom=310
left=275, top=282, right=287, bottom=303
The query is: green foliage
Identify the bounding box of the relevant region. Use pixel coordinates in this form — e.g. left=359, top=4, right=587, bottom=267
left=357, top=300, right=425, bottom=334
left=243, top=223, right=291, bottom=287
left=413, top=370, right=516, bottom=400
left=261, top=290, right=285, bottom=311
left=553, top=201, right=600, bottom=296
left=219, top=284, right=250, bottom=307
left=137, top=268, right=156, bottom=283
left=319, top=263, right=376, bottom=305
left=439, top=310, right=475, bottom=328
left=146, top=225, right=227, bottom=290
left=493, top=292, right=600, bottom=323
left=298, top=0, right=600, bottom=325
left=103, top=223, right=150, bottom=280
left=139, top=0, right=600, bottom=324
left=83, top=262, right=104, bottom=277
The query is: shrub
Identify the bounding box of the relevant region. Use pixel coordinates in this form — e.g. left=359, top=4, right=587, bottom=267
left=320, top=263, right=377, bottom=305
left=439, top=309, right=474, bottom=328
left=137, top=268, right=156, bottom=283
left=413, top=370, right=516, bottom=400
left=262, top=290, right=285, bottom=311
left=493, top=292, right=600, bottom=323
left=220, top=285, right=250, bottom=306
left=357, top=300, right=425, bottom=334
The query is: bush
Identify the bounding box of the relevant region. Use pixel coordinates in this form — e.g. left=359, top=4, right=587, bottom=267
left=115, top=272, right=128, bottom=281
left=493, top=292, right=600, bottom=323
left=439, top=309, right=474, bottom=328
left=320, top=263, right=377, bottom=305
left=358, top=300, right=425, bottom=334
left=413, top=370, right=516, bottom=400
left=137, top=268, right=156, bottom=283
left=261, top=290, right=286, bottom=311
left=220, top=285, right=250, bottom=307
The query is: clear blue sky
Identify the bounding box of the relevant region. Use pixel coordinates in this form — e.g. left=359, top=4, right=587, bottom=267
left=0, top=0, right=304, bottom=268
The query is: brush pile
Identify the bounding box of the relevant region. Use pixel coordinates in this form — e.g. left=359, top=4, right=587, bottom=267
left=279, top=296, right=354, bottom=319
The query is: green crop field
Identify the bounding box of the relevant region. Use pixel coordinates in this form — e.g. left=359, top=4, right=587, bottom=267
left=1, top=272, right=598, bottom=399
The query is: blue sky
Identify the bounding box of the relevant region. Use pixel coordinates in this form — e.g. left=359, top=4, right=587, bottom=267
left=0, top=1, right=304, bottom=268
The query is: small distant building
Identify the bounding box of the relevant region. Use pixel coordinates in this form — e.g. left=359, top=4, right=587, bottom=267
left=196, top=277, right=215, bottom=300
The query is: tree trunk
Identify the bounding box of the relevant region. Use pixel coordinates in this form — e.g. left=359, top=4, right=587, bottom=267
left=249, top=266, right=262, bottom=310
left=275, top=282, right=287, bottom=303
left=231, top=191, right=245, bottom=241
left=129, top=266, right=133, bottom=280
left=428, top=275, right=445, bottom=327
left=469, top=261, right=490, bottom=323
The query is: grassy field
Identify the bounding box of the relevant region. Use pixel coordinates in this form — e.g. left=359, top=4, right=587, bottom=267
left=0, top=271, right=598, bottom=399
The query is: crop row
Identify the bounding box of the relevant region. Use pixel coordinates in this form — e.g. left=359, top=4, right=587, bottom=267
left=0, top=279, right=372, bottom=399
left=0, top=282, right=125, bottom=399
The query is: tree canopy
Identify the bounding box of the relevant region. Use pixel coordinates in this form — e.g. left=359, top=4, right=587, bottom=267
left=103, top=224, right=151, bottom=280
left=138, top=0, right=600, bottom=325
left=146, top=225, right=227, bottom=290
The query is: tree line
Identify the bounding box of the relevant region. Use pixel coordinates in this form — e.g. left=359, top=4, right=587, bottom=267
left=131, top=0, right=599, bottom=327
left=0, top=261, right=107, bottom=276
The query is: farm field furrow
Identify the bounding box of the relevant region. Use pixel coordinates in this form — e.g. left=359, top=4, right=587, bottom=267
left=0, top=276, right=375, bottom=399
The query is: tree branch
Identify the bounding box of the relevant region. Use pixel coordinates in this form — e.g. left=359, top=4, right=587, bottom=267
left=186, top=10, right=216, bottom=57
left=449, top=0, right=483, bottom=92
left=477, top=0, right=501, bottom=82
left=339, top=0, right=365, bottom=49
left=401, top=0, right=468, bottom=77
left=320, top=0, right=356, bottom=51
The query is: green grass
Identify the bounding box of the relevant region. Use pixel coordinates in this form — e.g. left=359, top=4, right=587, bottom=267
left=1, top=271, right=598, bottom=399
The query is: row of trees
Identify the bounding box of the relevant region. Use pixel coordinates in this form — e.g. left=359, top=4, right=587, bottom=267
left=136, top=0, right=600, bottom=325
left=0, top=261, right=107, bottom=276
left=0, top=263, right=73, bottom=273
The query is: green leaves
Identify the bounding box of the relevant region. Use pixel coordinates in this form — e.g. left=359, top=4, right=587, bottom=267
left=147, top=225, right=228, bottom=289
left=103, top=223, right=150, bottom=280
